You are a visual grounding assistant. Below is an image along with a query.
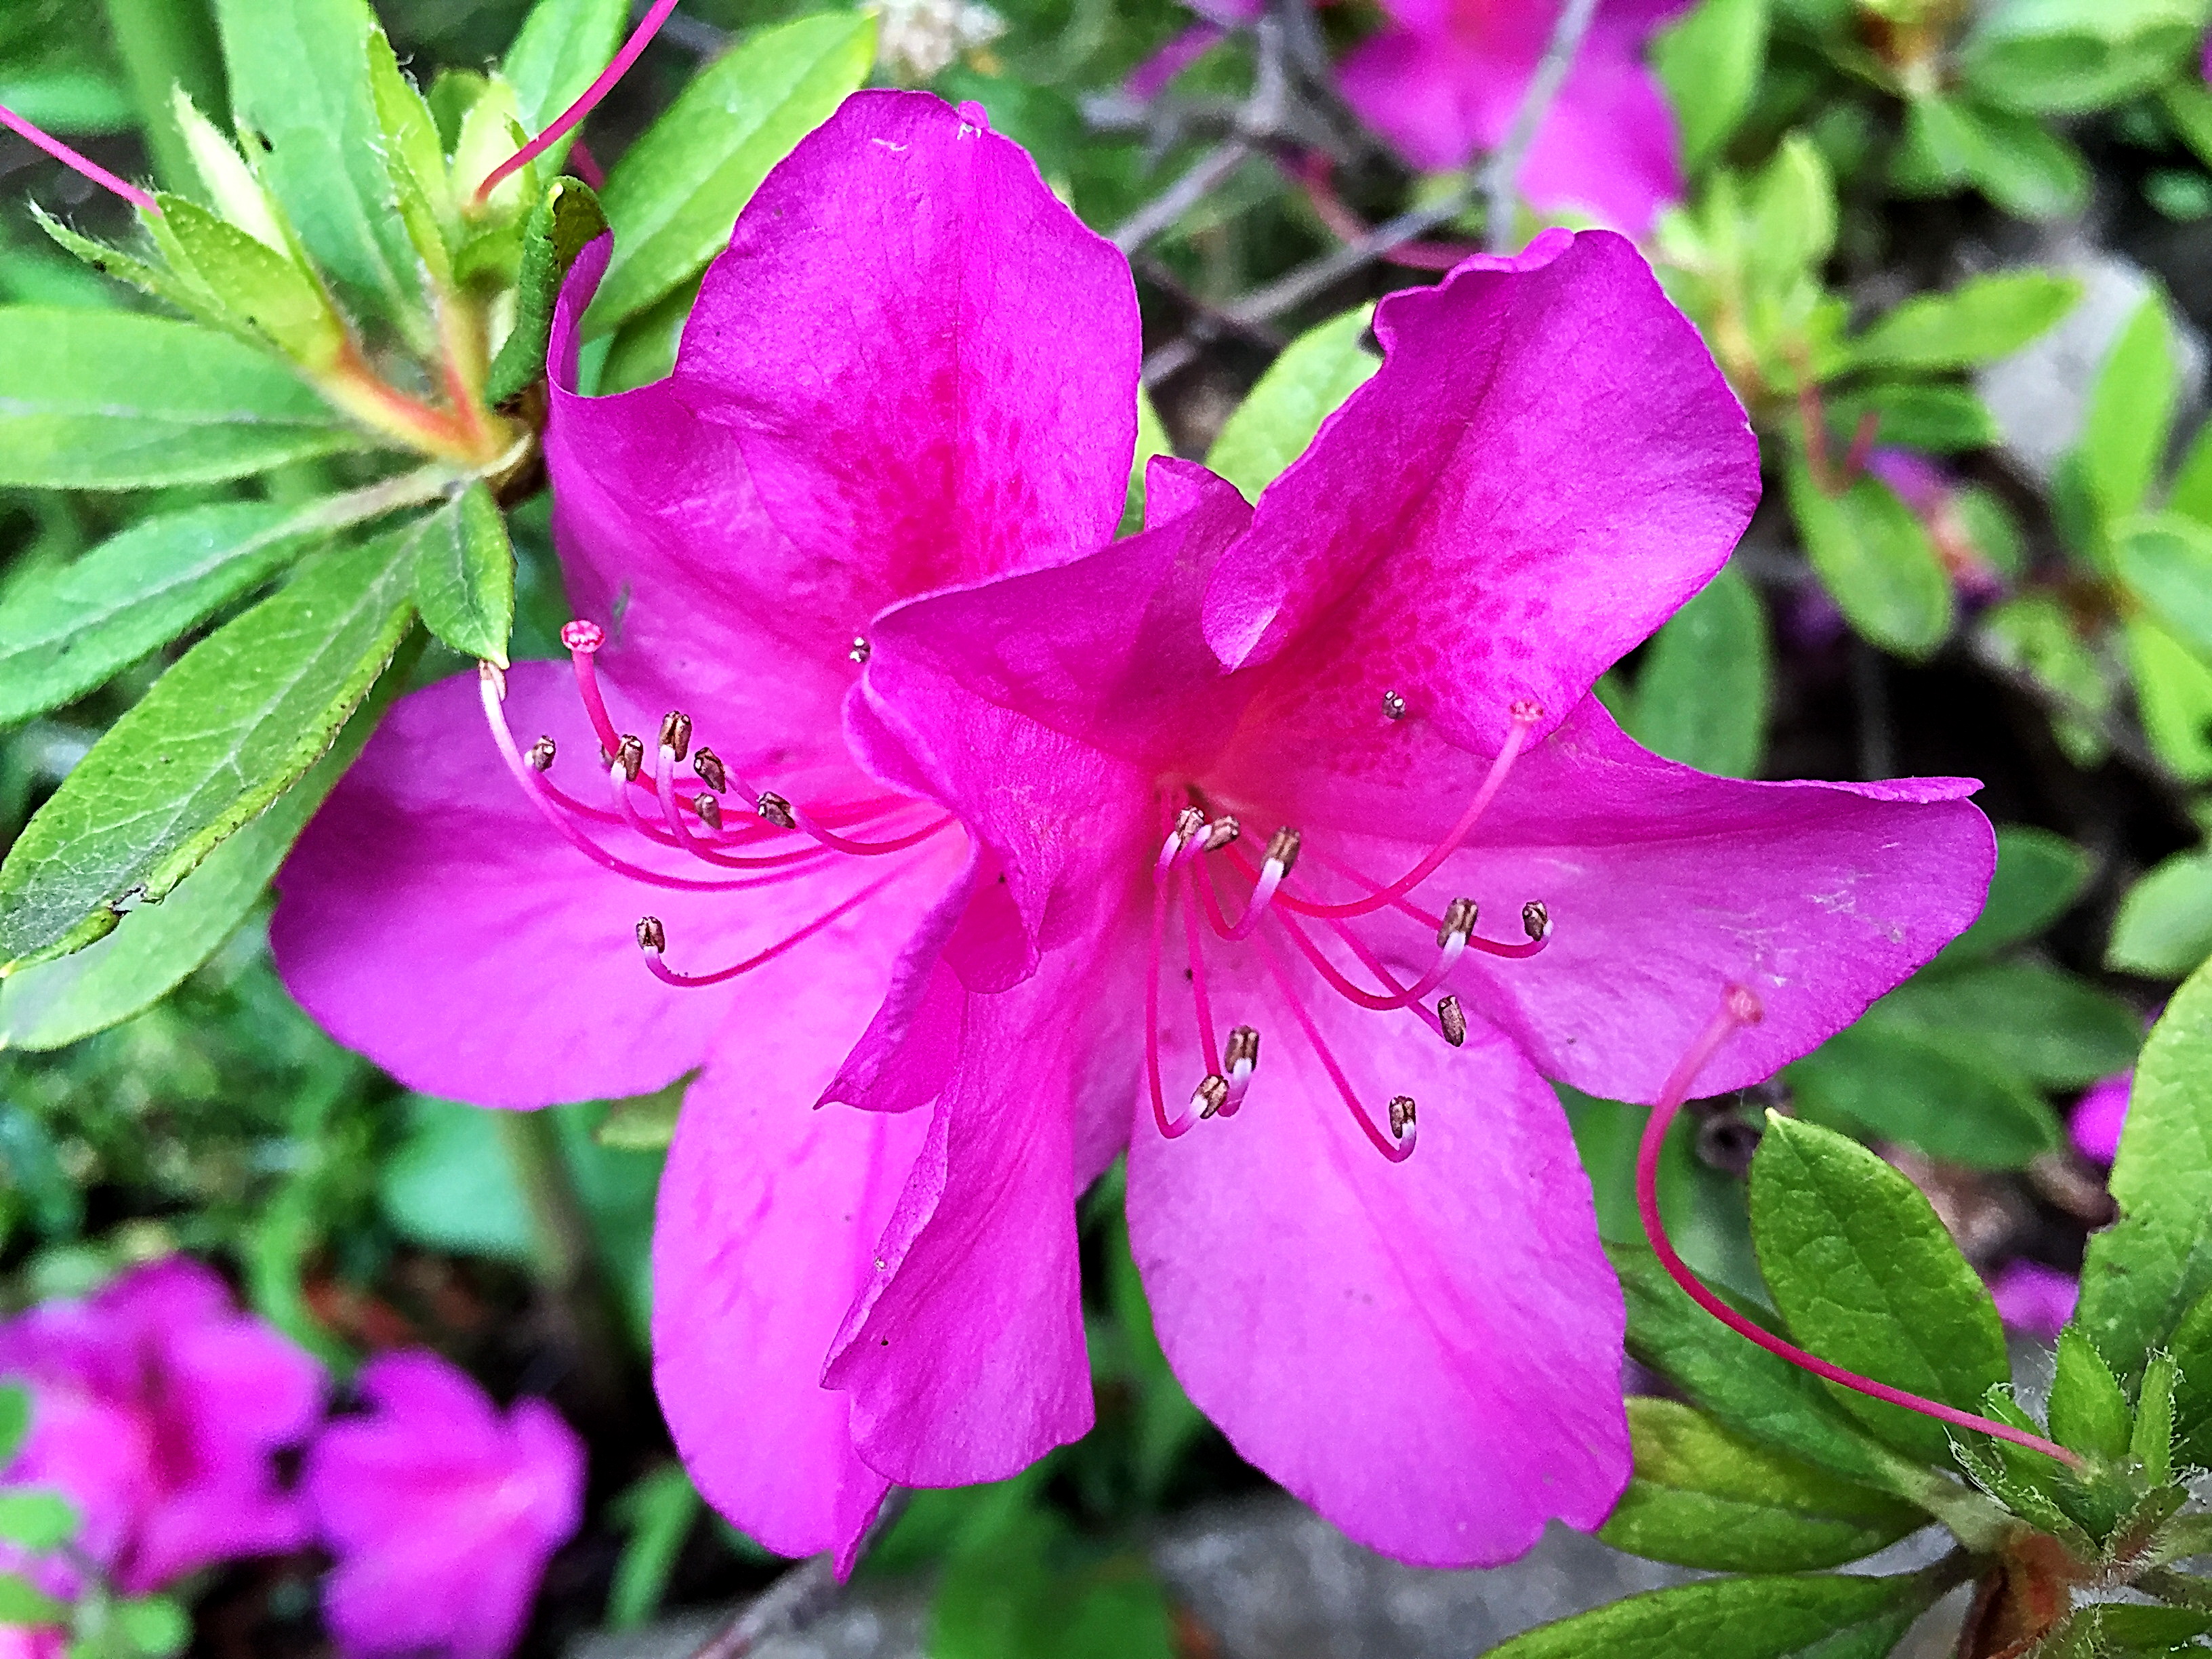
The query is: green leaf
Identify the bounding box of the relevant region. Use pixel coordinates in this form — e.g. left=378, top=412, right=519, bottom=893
left=1978, top=594, right=2114, bottom=769
left=379, top=1095, right=535, bottom=1262
left=503, top=0, right=626, bottom=145
left=1785, top=457, right=1952, bottom=658
left=929, top=1499, right=1175, bottom=1659
left=0, top=1572, right=66, bottom=1626
left=2081, top=295, right=2181, bottom=530
left=1940, top=825, right=2092, bottom=963
left=2049, top=1326, right=2134, bottom=1459
left=2166, top=1286, right=2212, bottom=1466
left=213, top=0, right=420, bottom=319
left=2110, top=849, right=2212, bottom=977
left=112, top=1595, right=192, bottom=1659
left=1598, top=1398, right=1921, bottom=1572
left=1743, top=136, right=1835, bottom=295
left=1749, top=1115, right=2010, bottom=1462
left=592, top=1075, right=690, bottom=1151
left=1485, top=1572, right=1935, bottom=1659
left=2078, top=966, right=2212, bottom=1376
left=2132, top=1349, right=2176, bottom=1484
left=607, top=1466, right=701, bottom=1632
left=1822, top=382, right=1999, bottom=453
left=485, top=176, right=608, bottom=406
left=29, top=204, right=241, bottom=335
left=1653, top=0, right=1769, bottom=173
left=2166, top=415, right=2212, bottom=530
left=1785, top=1018, right=2062, bottom=1168
left=1206, top=304, right=1377, bottom=504
left=1118, top=387, right=1172, bottom=539
left=1875, top=962, right=2143, bottom=1086
left=1622, top=563, right=1769, bottom=777
left=1952, top=100, right=2091, bottom=222
left=1844, top=272, right=2081, bottom=373
left=0, top=1386, right=28, bottom=1467
left=0, top=307, right=359, bottom=487
left=1961, top=0, right=2203, bottom=115
left=0, top=1490, right=77, bottom=1551
left=586, top=11, right=876, bottom=334
left=412, top=483, right=514, bottom=665
left=0, top=516, right=430, bottom=966
left=2128, top=617, right=2212, bottom=781
left=365, top=26, right=457, bottom=285
left=2117, top=512, right=2212, bottom=660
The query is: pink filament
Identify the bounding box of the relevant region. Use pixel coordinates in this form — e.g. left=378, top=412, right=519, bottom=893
left=567, top=137, right=607, bottom=189
left=1635, top=987, right=2081, bottom=1470
left=1181, top=861, right=1225, bottom=1078
left=651, top=744, right=823, bottom=869
left=789, top=804, right=958, bottom=858
left=0, top=103, right=157, bottom=213
left=1143, top=832, right=1206, bottom=1139
left=644, top=869, right=903, bottom=987
left=1252, top=928, right=1415, bottom=1163
left=474, top=0, right=682, bottom=205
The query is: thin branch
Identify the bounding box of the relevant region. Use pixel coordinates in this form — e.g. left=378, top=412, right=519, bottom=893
left=1480, top=0, right=1603, bottom=252
left=1110, top=18, right=1288, bottom=255
left=684, top=1490, right=912, bottom=1659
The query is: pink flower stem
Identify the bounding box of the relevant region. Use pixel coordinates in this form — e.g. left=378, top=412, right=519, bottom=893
left=1635, top=986, right=2082, bottom=1471
left=0, top=102, right=157, bottom=213
left=474, top=0, right=682, bottom=207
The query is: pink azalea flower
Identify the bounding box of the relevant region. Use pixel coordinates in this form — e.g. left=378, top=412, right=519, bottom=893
left=1988, top=1261, right=2078, bottom=1339
left=2072, top=1070, right=2131, bottom=1165
left=847, top=228, right=1994, bottom=1565
left=272, top=91, right=1138, bottom=1563
left=1338, top=0, right=1693, bottom=234
left=304, top=1351, right=583, bottom=1659
left=0, top=1257, right=323, bottom=1598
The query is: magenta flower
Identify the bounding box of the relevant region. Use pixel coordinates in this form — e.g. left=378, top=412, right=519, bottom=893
left=272, top=91, right=1139, bottom=1561
left=304, top=1351, right=583, bottom=1659
left=1989, top=1261, right=2078, bottom=1339
left=0, top=1257, right=323, bottom=1597
left=2072, top=1070, right=2131, bottom=1164
left=1339, top=0, right=1692, bottom=234
left=846, top=228, right=1994, bottom=1564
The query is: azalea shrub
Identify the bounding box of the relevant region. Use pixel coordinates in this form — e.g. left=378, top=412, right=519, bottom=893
left=1, top=0, right=2211, bottom=1656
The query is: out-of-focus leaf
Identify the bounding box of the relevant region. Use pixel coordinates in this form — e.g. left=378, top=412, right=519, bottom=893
left=1824, top=382, right=1999, bottom=453
left=102, top=0, right=226, bottom=188
left=379, top=1096, right=534, bottom=1261
left=1786, top=1019, right=2063, bottom=1168
left=2116, top=512, right=2212, bottom=660
left=1654, top=0, right=1769, bottom=173
left=1876, top=962, right=2142, bottom=1086
left=412, top=484, right=514, bottom=665
left=1961, top=0, right=2203, bottom=115
left=1785, top=457, right=1952, bottom=657
left=0, top=1490, right=76, bottom=1551
left=1978, top=593, right=2112, bottom=768
left=1118, top=387, right=1172, bottom=539
left=504, top=0, right=626, bottom=157
left=607, top=1466, right=701, bottom=1631
left=2078, top=968, right=2212, bottom=1374
left=586, top=12, right=877, bottom=333
left=1622, top=563, right=1768, bottom=777
left=0, top=308, right=359, bottom=487
left=0, top=1387, right=28, bottom=1467
left=593, top=1076, right=690, bottom=1151
left=2128, top=617, right=2212, bottom=782
left=2166, top=414, right=2212, bottom=530
left=2109, top=851, right=2212, bottom=977
left=1484, top=1572, right=1934, bottom=1659
left=485, top=177, right=607, bottom=405
left=1938, top=825, right=2091, bottom=962
left=2081, top=295, right=2180, bottom=531
left=1953, top=100, right=2091, bottom=221
left=0, top=69, right=134, bottom=134
left=0, top=1573, right=65, bottom=1626
left=1743, top=136, right=1834, bottom=294
left=1750, top=1115, right=2009, bottom=1462
left=113, top=1595, right=192, bottom=1659
left=929, top=1493, right=1175, bottom=1659
left=1206, top=304, right=1375, bottom=505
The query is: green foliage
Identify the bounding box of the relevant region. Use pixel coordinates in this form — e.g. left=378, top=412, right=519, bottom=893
left=410, top=483, right=514, bottom=664
left=2110, top=849, right=2212, bottom=977
left=0, top=1572, right=67, bottom=1625
left=1959, top=0, right=2207, bottom=115
left=501, top=0, right=626, bottom=153
left=2081, top=295, right=2182, bottom=532
left=926, top=1486, right=1176, bottom=1659
left=1787, top=1018, right=2064, bottom=1167
left=607, top=1467, right=702, bottom=1631
left=1618, top=564, right=1771, bottom=777
left=1654, top=0, right=1770, bottom=173
left=2048, top=1327, right=2133, bottom=1458
left=1486, top=1571, right=1938, bottom=1659
left=484, top=176, right=607, bottom=405
left=1843, top=272, right=2081, bottom=373
left=1205, top=304, right=1376, bottom=504
left=1784, top=458, right=1951, bottom=657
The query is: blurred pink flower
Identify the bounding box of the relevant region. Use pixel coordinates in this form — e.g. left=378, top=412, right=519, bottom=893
left=1864, top=447, right=2006, bottom=604
left=1339, top=0, right=1692, bottom=233
left=2072, top=1071, right=2132, bottom=1166
left=305, top=1351, right=583, bottom=1659
left=1988, top=1261, right=2078, bottom=1339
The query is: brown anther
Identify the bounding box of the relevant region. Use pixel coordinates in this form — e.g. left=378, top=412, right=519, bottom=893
left=1521, top=901, right=1551, bottom=941
left=636, top=916, right=666, bottom=953
left=1437, top=897, right=1477, bottom=947
left=693, top=792, right=723, bottom=830
left=1225, top=1025, right=1260, bottom=1072
left=1437, top=995, right=1467, bottom=1048
left=758, top=791, right=797, bottom=830
left=526, top=735, right=556, bottom=772
left=560, top=619, right=605, bottom=653
left=1172, top=806, right=1206, bottom=848
left=1389, top=1095, right=1417, bottom=1139
left=1265, top=827, right=1303, bottom=876
left=659, top=711, right=692, bottom=762
left=615, top=735, right=644, bottom=782
left=1381, top=689, right=1407, bottom=721
left=849, top=636, right=872, bottom=665
left=1509, top=697, right=1545, bottom=725
left=1201, top=816, right=1241, bottom=853
left=1195, top=1075, right=1229, bottom=1119
left=693, top=747, right=729, bottom=794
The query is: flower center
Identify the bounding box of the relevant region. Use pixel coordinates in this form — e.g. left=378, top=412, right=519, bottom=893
left=476, top=618, right=956, bottom=983
left=1143, top=697, right=1554, bottom=1164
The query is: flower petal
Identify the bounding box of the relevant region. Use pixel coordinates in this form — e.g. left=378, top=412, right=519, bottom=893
left=1517, top=48, right=1684, bottom=234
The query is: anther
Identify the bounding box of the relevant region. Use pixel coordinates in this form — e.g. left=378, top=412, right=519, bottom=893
left=693, top=793, right=722, bottom=830
left=615, top=735, right=644, bottom=782
left=758, top=791, right=797, bottom=830
left=1225, top=1025, right=1259, bottom=1073
left=1437, top=897, right=1477, bottom=947
left=1194, top=1075, right=1229, bottom=1119
left=1174, top=806, right=1206, bottom=848
left=1381, top=690, right=1406, bottom=721
left=1437, top=995, right=1467, bottom=1047
left=1264, top=827, right=1302, bottom=877
left=1521, top=901, right=1551, bottom=941
left=560, top=619, right=605, bottom=653
left=526, top=735, right=556, bottom=773
left=849, top=636, right=872, bottom=665
left=636, top=916, right=666, bottom=953
left=658, top=712, right=692, bottom=762
left=693, top=748, right=729, bottom=794
left=1201, top=817, right=1241, bottom=853
left=1389, top=1095, right=1417, bottom=1139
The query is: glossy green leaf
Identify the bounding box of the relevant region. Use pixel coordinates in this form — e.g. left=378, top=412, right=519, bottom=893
left=1939, top=826, right=2091, bottom=963
left=1622, top=563, right=1769, bottom=777
left=586, top=11, right=876, bottom=333
left=485, top=176, right=608, bottom=405
left=1750, top=1115, right=2010, bottom=1462
left=2081, top=295, right=2181, bottom=530
left=1844, top=272, right=2079, bottom=373
left=2049, top=1326, right=2133, bottom=1459
left=412, top=484, right=514, bottom=665
left=1786, top=1019, right=2062, bottom=1168
left=2079, top=966, right=2212, bottom=1375
left=0, top=1572, right=65, bottom=1626
left=1598, top=1398, right=1921, bottom=1572
left=0, top=516, right=430, bottom=966
left=1786, top=458, right=1952, bottom=658
left=1207, top=304, right=1376, bottom=504
left=2109, top=850, right=2212, bottom=978
left=0, top=1490, right=77, bottom=1551
left=1653, top=0, right=1769, bottom=173
left=1486, top=1571, right=1933, bottom=1659
left=2117, top=512, right=2212, bottom=660
left=1823, top=382, right=1999, bottom=453
left=1875, top=962, right=2142, bottom=1086
left=504, top=0, right=626, bottom=144
left=0, top=308, right=358, bottom=487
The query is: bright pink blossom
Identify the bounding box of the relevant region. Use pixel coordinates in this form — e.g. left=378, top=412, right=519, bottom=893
left=1989, top=1261, right=2078, bottom=1338
left=1339, top=0, right=1692, bottom=234
left=851, top=228, right=1994, bottom=1564
left=0, top=1258, right=323, bottom=1597
left=304, top=1351, right=583, bottom=1659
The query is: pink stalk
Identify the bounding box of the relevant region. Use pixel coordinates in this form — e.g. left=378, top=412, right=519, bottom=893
left=474, top=0, right=682, bottom=206
left=0, top=102, right=157, bottom=213
left=1636, top=987, right=2082, bottom=1471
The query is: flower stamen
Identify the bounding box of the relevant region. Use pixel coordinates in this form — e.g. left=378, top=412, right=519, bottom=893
left=635, top=869, right=903, bottom=987
left=0, top=102, right=157, bottom=213
left=1252, top=928, right=1416, bottom=1162
left=1223, top=1024, right=1260, bottom=1113
left=560, top=621, right=624, bottom=758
